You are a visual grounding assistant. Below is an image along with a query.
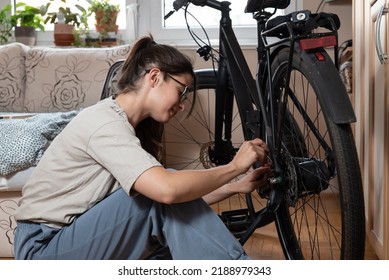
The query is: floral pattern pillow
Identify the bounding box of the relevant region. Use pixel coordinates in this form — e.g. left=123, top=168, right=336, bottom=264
left=24, top=45, right=131, bottom=113
left=0, top=43, right=29, bottom=113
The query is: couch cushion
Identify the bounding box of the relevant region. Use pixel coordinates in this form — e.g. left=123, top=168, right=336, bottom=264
left=0, top=111, right=79, bottom=176
left=0, top=43, right=29, bottom=113
left=0, top=167, right=34, bottom=191
left=24, top=44, right=131, bottom=113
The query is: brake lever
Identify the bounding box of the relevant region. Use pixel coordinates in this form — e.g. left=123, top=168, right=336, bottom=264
left=164, top=10, right=175, bottom=20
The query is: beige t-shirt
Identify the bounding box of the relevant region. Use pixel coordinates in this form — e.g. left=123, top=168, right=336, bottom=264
left=15, top=97, right=162, bottom=228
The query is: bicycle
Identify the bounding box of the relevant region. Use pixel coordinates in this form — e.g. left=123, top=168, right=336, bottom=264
left=102, top=0, right=365, bottom=260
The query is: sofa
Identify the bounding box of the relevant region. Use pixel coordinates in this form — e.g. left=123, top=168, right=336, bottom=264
left=0, top=42, right=131, bottom=258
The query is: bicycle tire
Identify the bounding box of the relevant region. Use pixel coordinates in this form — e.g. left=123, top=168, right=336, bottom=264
left=268, top=45, right=365, bottom=259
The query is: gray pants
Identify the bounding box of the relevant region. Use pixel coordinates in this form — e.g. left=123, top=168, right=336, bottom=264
left=14, top=188, right=249, bottom=260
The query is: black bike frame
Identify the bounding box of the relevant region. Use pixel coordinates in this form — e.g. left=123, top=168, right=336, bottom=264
left=212, top=1, right=289, bottom=192
left=170, top=0, right=359, bottom=246
left=214, top=2, right=272, bottom=156
left=209, top=1, right=283, bottom=243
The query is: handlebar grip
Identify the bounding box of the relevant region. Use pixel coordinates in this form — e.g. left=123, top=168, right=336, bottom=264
left=173, top=0, right=189, bottom=11
left=191, top=0, right=207, bottom=6
left=173, top=0, right=217, bottom=10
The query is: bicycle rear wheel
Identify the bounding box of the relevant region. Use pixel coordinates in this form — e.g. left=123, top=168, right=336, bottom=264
left=269, top=46, right=365, bottom=259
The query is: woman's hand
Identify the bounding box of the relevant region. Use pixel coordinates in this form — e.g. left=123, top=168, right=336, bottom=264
left=203, top=165, right=272, bottom=205
left=230, top=138, right=269, bottom=174
left=229, top=166, right=272, bottom=194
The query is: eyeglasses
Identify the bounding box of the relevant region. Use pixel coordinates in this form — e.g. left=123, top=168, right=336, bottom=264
left=145, top=69, right=193, bottom=102
left=166, top=74, right=193, bottom=102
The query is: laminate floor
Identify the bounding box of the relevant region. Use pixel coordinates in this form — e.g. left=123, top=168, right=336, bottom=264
left=243, top=223, right=378, bottom=260
left=211, top=193, right=378, bottom=260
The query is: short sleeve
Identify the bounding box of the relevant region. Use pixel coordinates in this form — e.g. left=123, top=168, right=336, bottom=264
left=86, top=120, right=162, bottom=194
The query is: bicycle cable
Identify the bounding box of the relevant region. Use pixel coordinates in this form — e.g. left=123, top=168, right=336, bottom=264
left=181, top=4, right=219, bottom=71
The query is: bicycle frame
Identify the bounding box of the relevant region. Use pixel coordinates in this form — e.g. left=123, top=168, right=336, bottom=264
left=195, top=1, right=289, bottom=243
left=189, top=0, right=358, bottom=245
left=213, top=2, right=266, bottom=164
left=203, top=3, right=284, bottom=184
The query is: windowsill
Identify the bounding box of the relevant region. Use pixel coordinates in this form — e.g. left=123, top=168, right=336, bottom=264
left=155, top=38, right=258, bottom=50
left=5, top=30, right=127, bottom=47
left=6, top=30, right=259, bottom=49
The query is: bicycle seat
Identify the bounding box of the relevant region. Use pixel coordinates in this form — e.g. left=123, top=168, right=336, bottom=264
left=245, top=0, right=290, bottom=13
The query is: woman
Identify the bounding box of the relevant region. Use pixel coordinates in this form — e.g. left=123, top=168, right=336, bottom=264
left=14, top=35, right=271, bottom=260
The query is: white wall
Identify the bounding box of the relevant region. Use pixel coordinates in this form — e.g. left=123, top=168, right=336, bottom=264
left=301, top=0, right=353, bottom=46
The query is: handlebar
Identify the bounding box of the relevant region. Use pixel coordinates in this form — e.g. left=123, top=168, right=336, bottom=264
left=172, top=0, right=188, bottom=11
left=172, top=0, right=215, bottom=11
left=165, top=0, right=225, bottom=19
left=168, top=0, right=291, bottom=15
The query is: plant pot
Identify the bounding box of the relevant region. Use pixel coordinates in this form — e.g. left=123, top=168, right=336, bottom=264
left=14, top=26, right=36, bottom=46
left=54, top=23, right=75, bottom=46
left=85, top=37, right=118, bottom=47
left=94, top=10, right=118, bottom=34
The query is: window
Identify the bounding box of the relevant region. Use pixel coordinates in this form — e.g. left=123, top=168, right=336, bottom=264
left=139, top=0, right=300, bottom=47
left=164, top=0, right=256, bottom=28
left=4, top=0, right=129, bottom=45
left=11, top=0, right=126, bottom=31
left=2, top=0, right=302, bottom=46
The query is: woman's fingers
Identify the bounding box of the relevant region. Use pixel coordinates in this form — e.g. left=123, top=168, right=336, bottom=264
left=233, top=138, right=270, bottom=173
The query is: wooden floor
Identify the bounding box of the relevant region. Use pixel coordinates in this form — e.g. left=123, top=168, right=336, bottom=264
left=211, top=193, right=379, bottom=260
left=242, top=223, right=379, bottom=260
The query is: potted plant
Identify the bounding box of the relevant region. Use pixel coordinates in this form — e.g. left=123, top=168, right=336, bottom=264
left=87, top=0, right=120, bottom=35
left=44, top=1, right=88, bottom=46
left=10, top=2, right=47, bottom=46
left=0, top=4, right=13, bottom=44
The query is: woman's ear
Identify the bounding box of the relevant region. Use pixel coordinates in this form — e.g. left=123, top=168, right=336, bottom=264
left=147, top=68, right=161, bottom=87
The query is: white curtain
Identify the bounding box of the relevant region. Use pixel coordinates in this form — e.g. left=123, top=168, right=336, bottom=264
left=125, top=2, right=139, bottom=44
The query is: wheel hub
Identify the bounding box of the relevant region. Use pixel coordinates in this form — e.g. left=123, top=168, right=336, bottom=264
left=293, top=157, right=331, bottom=196
left=280, top=151, right=331, bottom=206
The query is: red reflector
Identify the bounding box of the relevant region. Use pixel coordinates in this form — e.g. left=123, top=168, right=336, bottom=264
left=299, top=35, right=337, bottom=50
left=315, top=52, right=326, bottom=61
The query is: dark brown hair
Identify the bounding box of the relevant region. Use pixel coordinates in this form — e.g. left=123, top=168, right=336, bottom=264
left=115, top=35, right=195, bottom=162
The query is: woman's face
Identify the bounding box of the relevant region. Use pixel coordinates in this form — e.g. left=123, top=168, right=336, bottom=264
left=149, top=69, right=193, bottom=124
